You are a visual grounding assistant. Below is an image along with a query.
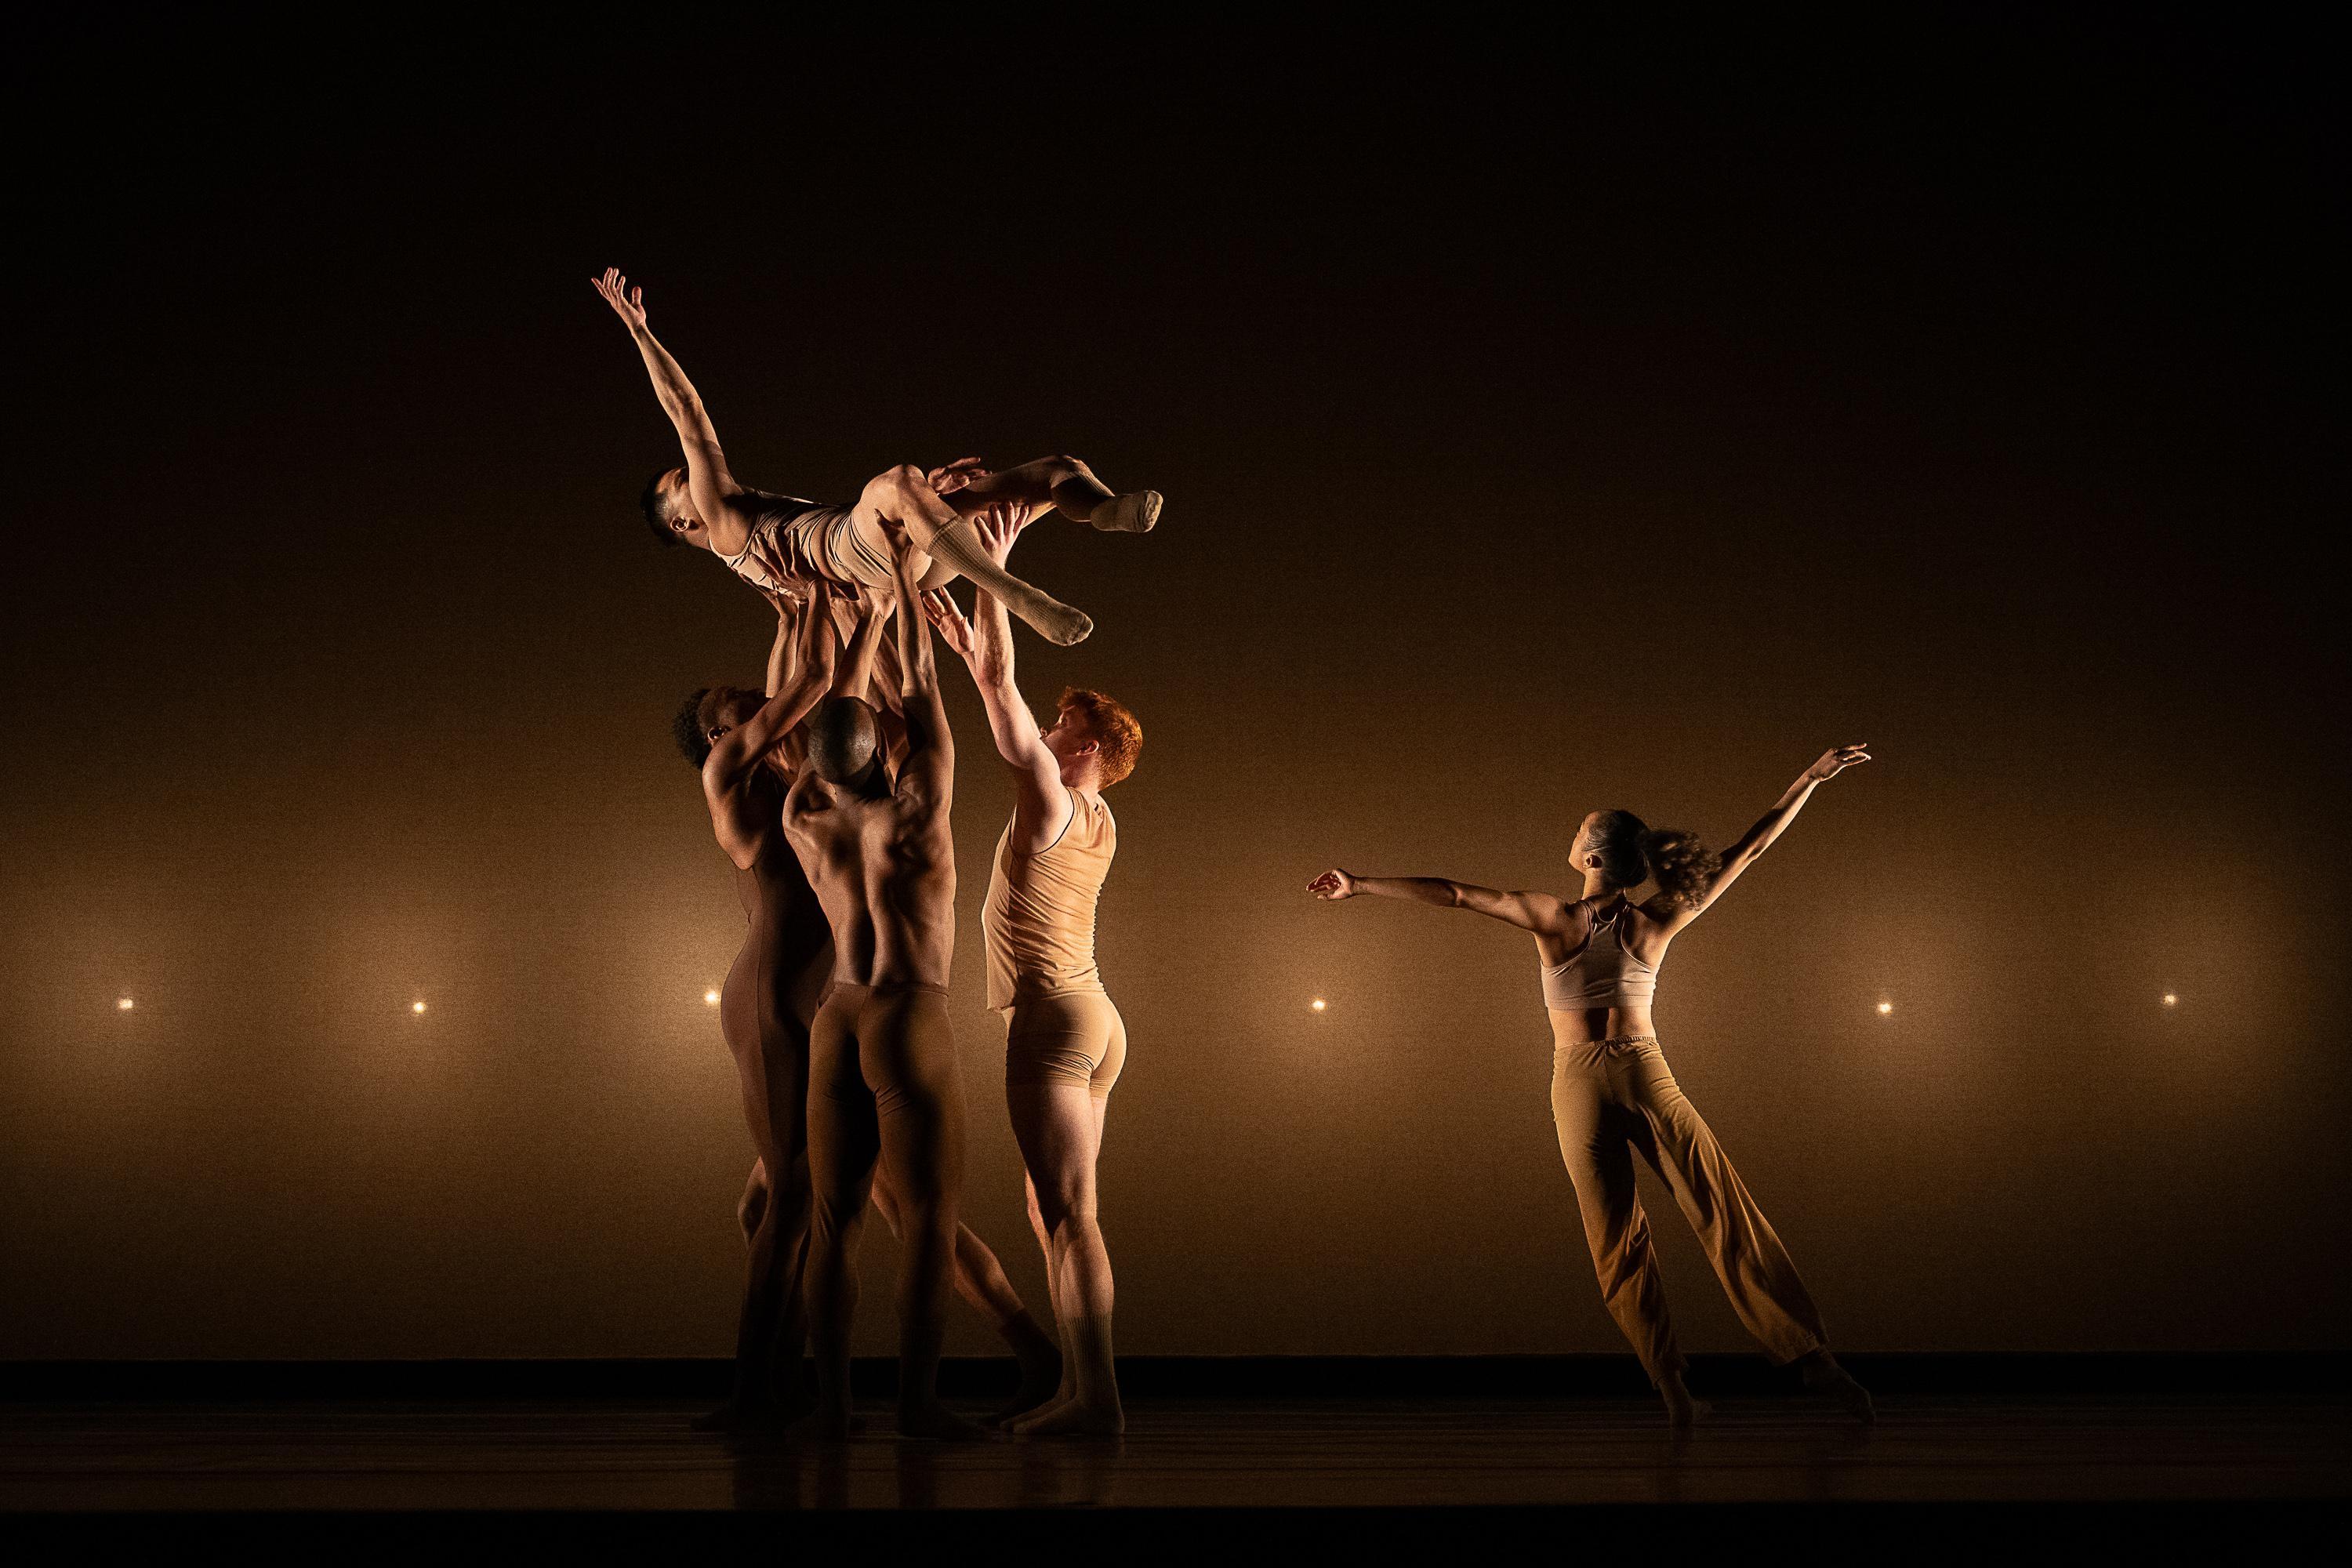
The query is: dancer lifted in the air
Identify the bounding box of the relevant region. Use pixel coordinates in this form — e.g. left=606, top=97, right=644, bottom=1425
left=593, top=267, right=1159, bottom=647
left=776, top=520, right=985, bottom=1439
left=679, top=585, right=1059, bottom=1430
left=1309, top=746, right=1880, bottom=1428
left=926, top=508, right=1142, bottom=1436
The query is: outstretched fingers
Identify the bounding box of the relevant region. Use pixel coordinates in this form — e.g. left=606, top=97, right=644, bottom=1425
left=971, top=505, right=1019, bottom=563
left=591, top=267, right=648, bottom=325
left=927, top=457, right=989, bottom=494
left=1811, top=741, right=1873, bottom=780
left=921, top=589, right=976, bottom=659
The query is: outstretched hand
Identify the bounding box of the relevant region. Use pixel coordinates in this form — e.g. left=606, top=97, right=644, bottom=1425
left=921, top=589, right=978, bottom=661
left=1307, top=869, right=1362, bottom=902
left=591, top=267, right=648, bottom=330
left=1805, top=742, right=1872, bottom=782
left=968, top=504, right=1020, bottom=567
left=927, top=457, right=990, bottom=495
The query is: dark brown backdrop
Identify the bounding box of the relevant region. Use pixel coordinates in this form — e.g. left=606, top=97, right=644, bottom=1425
left=3, top=15, right=2344, bottom=1359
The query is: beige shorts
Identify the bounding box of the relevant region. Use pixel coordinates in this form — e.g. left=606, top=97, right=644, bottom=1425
left=1004, top=991, right=1127, bottom=1098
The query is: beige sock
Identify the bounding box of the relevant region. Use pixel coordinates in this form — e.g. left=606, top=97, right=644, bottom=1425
left=1087, top=491, right=1162, bottom=533
left=915, top=515, right=1094, bottom=645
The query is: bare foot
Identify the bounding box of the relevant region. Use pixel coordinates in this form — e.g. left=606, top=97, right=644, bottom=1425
left=1012, top=1399, right=1124, bottom=1438
left=1800, top=1352, right=1876, bottom=1425
left=1007, top=1394, right=1071, bottom=1433
left=1661, top=1379, right=1711, bottom=1428
left=990, top=1377, right=1064, bottom=1428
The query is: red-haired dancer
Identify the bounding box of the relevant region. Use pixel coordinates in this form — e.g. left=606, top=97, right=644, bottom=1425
left=927, top=510, right=1143, bottom=1436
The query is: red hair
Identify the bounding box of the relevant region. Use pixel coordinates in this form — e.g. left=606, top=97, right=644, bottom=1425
left=1058, top=688, right=1142, bottom=786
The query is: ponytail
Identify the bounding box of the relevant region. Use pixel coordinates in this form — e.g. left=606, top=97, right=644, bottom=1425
left=1588, top=809, right=1721, bottom=909
left=1642, top=827, right=1720, bottom=910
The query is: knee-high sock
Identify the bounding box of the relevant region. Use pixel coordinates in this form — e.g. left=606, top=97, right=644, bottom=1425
left=912, top=514, right=1094, bottom=647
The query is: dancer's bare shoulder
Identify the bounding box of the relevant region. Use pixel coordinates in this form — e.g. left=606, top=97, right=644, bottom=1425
left=1633, top=894, right=1697, bottom=946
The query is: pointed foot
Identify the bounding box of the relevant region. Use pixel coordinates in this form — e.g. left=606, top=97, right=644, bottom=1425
left=1801, top=1352, right=1877, bottom=1425
left=1022, top=600, right=1093, bottom=645
left=1013, top=1399, right=1124, bottom=1438
left=1087, top=490, right=1161, bottom=533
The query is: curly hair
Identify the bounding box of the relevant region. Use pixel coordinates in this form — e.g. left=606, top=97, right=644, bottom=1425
left=1588, top=809, right=1722, bottom=910
left=673, top=688, right=713, bottom=768
left=642, top=468, right=684, bottom=547
left=1058, top=688, right=1142, bottom=787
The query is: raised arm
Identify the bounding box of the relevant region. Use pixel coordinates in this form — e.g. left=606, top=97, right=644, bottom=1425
left=884, top=520, right=953, bottom=802
left=1671, top=742, right=1872, bottom=924
left=920, top=509, right=1069, bottom=850
left=834, top=590, right=895, bottom=706
left=702, top=586, right=839, bottom=866
left=591, top=267, right=751, bottom=555
left=760, top=588, right=798, bottom=699
left=1307, top=869, right=1573, bottom=935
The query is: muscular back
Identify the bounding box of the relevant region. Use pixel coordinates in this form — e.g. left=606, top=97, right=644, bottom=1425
left=782, top=768, right=956, bottom=989
left=732, top=771, right=831, bottom=973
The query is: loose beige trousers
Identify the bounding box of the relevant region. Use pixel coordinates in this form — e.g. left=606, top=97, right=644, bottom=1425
left=1548, top=1032, right=1826, bottom=1385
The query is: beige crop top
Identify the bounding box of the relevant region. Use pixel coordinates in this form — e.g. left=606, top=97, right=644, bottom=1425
left=1541, top=899, right=1659, bottom=1011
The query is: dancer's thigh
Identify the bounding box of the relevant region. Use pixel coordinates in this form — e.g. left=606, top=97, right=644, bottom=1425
left=808, top=991, right=881, bottom=1221
left=1006, top=1081, right=1102, bottom=1221
left=863, top=992, right=967, bottom=1210
left=943, top=457, right=1072, bottom=527
left=1619, top=1045, right=1722, bottom=1178
left=1551, top=1056, right=1640, bottom=1234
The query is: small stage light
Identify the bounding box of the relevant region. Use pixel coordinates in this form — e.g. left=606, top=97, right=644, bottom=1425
left=117, top=997, right=134, bottom=1011
left=411, top=1001, right=428, bottom=1014
left=2162, top=993, right=2178, bottom=1007
left=1877, top=1001, right=1893, bottom=1015
left=1310, top=998, right=1327, bottom=1013
left=705, top=989, right=721, bottom=1006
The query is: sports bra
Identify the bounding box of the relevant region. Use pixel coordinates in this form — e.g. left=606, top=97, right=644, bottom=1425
left=1540, top=899, right=1660, bottom=1011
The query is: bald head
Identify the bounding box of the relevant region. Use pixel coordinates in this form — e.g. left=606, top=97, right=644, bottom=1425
left=805, top=697, right=881, bottom=786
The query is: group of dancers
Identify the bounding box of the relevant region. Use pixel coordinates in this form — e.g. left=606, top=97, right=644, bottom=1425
left=596, top=268, right=1876, bottom=1436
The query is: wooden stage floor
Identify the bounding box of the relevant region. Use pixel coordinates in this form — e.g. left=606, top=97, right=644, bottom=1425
left=5, top=1394, right=2347, bottom=1531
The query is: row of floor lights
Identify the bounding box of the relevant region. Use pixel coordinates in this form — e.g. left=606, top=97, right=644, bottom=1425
left=102, top=989, right=2194, bottom=1016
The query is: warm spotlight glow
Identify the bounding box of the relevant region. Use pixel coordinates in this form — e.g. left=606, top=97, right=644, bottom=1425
left=1310, top=998, right=1327, bottom=1012
left=1877, top=1000, right=1893, bottom=1015
left=704, top=989, right=721, bottom=1006
left=116, top=997, right=134, bottom=1011
left=411, top=1000, right=427, bottom=1014
left=2162, top=993, right=2178, bottom=1007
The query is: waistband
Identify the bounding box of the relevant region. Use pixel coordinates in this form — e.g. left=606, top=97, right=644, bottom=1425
left=991, top=980, right=1111, bottom=1014
left=1552, top=1034, right=1661, bottom=1057
left=822, top=979, right=951, bottom=1003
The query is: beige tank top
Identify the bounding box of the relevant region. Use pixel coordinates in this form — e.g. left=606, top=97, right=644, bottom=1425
left=982, top=791, right=1116, bottom=1012
left=720, top=492, right=879, bottom=592
left=1540, top=898, right=1660, bottom=1011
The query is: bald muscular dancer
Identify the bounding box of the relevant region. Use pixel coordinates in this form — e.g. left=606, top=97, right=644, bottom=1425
left=683, top=583, right=1058, bottom=1430
left=927, top=509, right=1142, bottom=1436
left=779, top=519, right=985, bottom=1439
left=593, top=267, right=1160, bottom=647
